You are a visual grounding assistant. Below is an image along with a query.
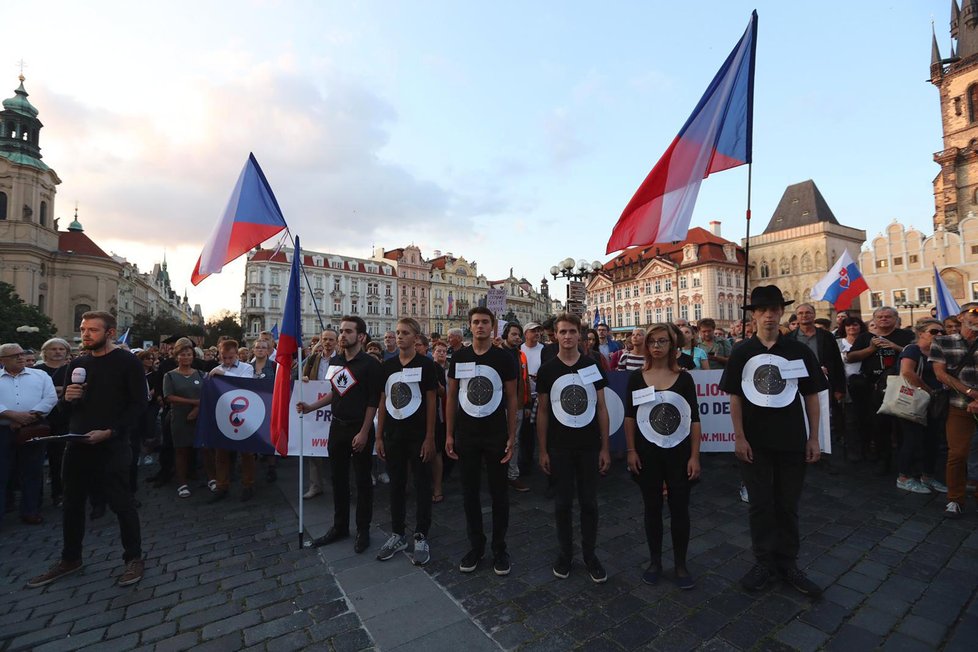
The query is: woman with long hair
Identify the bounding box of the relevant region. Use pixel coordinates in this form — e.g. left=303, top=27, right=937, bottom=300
left=162, top=339, right=204, bottom=499
left=678, top=325, right=708, bottom=370
left=35, top=338, right=72, bottom=509
left=838, top=317, right=867, bottom=461
left=624, top=324, right=702, bottom=589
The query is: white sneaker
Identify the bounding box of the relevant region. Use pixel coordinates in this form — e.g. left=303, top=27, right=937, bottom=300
left=378, top=472, right=390, bottom=485
left=739, top=485, right=749, bottom=503
left=945, top=501, right=963, bottom=519
left=922, top=477, right=948, bottom=493
left=376, top=533, right=408, bottom=561
left=411, top=533, right=430, bottom=566
left=896, top=477, right=932, bottom=494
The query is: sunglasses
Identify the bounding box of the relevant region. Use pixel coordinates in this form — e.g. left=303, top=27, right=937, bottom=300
left=926, top=329, right=945, bottom=335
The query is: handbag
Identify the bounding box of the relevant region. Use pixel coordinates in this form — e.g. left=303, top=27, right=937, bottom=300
left=877, top=358, right=930, bottom=425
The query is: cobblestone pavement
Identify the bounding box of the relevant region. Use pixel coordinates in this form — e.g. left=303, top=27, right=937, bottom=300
left=2, top=453, right=977, bottom=651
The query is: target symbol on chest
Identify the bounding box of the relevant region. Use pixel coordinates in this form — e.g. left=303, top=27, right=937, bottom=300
left=649, top=402, right=682, bottom=436
left=385, top=372, right=422, bottom=420
left=636, top=390, right=691, bottom=448
left=549, top=372, right=597, bottom=428
left=742, top=354, right=799, bottom=408
left=753, top=364, right=786, bottom=395
left=459, top=365, right=503, bottom=418
left=560, top=385, right=589, bottom=416
left=467, top=376, right=494, bottom=406
left=390, top=382, right=413, bottom=409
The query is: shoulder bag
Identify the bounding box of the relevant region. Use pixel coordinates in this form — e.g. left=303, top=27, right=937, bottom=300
left=877, top=356, right=930, bottom=426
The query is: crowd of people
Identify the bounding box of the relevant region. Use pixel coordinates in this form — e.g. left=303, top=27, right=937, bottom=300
left=2, top=286, right=976, bottom=598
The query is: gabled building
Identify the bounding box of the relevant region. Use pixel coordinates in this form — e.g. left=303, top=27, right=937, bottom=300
left=374, top=245, right=432, bottom=333
left=428, top=252, right=488, bottom=336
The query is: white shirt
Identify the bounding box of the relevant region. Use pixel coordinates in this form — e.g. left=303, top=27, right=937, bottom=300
left=521, top=342, right=545, bottom=395
left=220, top=361, right=255, bottom=378
left=0, top=367, right=58, bottom=424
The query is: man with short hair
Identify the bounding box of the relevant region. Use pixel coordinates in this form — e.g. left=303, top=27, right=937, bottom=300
left=501, top=323, right=529, bottom=492
left=383, top=330, right=398, bottom=361
left=595, top=323, right=622, bottom=366
left=28, top=311, right=148, bottom=588
left=536, top=314, right=610, bottom=582
left=0, top=343, right=57, bottom=526
left=698, top=318, right=732, bottom=369
left=208, top=340, right=257, bottom=502
left=446, top=328, right=465, bottom=362
left=297, top=316, right=382, bottom=553
left=447, top=307, right=518, bottom=575
left=833, top=311, right=849, bottom=339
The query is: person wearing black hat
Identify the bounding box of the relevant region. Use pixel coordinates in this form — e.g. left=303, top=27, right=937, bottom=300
left=719, top=286, right=827, bottom=597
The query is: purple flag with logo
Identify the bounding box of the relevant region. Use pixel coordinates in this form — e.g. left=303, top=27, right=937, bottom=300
left=195, top=375, right=275, bottom=454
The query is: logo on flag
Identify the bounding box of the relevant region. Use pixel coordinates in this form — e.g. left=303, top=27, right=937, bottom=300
left=811, top=250, right=869, bottom=311
left=196, top=376, right=275, bottom=454
left=216, top=389, right=266, bottom=441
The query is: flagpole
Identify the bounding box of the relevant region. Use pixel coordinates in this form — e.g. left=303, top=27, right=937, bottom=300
left=285, top=226, right=327, bottom=332
left=297, top=340, right=305, bottom=549
left=741, top=163, right=753, bottom=336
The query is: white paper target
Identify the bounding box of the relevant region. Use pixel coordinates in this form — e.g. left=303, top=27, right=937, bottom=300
left=742, top=354, right=799, bottom=408
left=603, top=387, right=624, bottom=435
left=385, top=371, right=422, bottom=420
left=636, top=390, right=691, bottom=448
left=549, top=372, right=597, bottom=428
left=459, top=364, right=503, bottom=418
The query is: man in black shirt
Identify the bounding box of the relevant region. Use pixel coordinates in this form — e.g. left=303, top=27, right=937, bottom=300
left=375, top=318, right=438, bottom=565
left=297, top=316, right=382, bottom=553
left=720, top=287, right=826, bottom=598
left=28, top=311, right=148, bottom=588
left=536, top=313, right=610, bottom=583
left=447, top=307, right=518, bottom=575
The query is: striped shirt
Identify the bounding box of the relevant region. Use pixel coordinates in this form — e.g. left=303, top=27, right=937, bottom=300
left=616, top=353, right=646, bottom=372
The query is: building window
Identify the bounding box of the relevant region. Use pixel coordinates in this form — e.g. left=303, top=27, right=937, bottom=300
left=270, top=294, right=280, bottom=309
left=759, top=261, right=769, bottom=278
left=680, top=304, right=689, bottom=320
left=655, top=308, right=662, bottom=323
left=917, top=287, right=933, bottom=305
left=870, top=292, right=883, bottom=308
left=666, top=306, right=674, bottom=322
left=645, top=307, right=653, bottom=323
left=679, top=275, right=688, bottom=290
left=644, top=281, right=652, bottom=295
left=892, top=256, right=903, bottom=267
left=624, top=287, right=631, bottom=299
left=333, top=300, right=341, bottom=313
left=248, top=293, right=257, bottom=308
left=875, top=259, right=888, bottom=270
left=333, top=279, right=341, bottom=292
left=73, top=304, right=91, bottom=329
left=694, top=303, right=702, bottom=321
left=909, top=254, right=919, bottom=264
left=616, top=288, right=622, bottom=300
left=892, top=289, right=907, bottom=305
left=633, top=309, right=640, bottom=325
left=0, top=191, right=6, bottom=220
left=39, top=201, right=47, bottom=227
left=271, top=271, right=280, bottom=285
left=664, top=278, right=672, bottom=292
left=692, top=273, right=701, bottom=288
left=249, top=269, right=260, bottom=284
left=969, top=83, right=978, bottom=122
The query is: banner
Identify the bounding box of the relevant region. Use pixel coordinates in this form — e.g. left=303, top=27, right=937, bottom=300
left=195, top=376, right=275, bottom=454
left=287, top=380, right=332, bottom=457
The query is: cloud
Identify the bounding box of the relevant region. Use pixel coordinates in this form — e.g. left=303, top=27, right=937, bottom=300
left=542, top=107, right=589, bottom=169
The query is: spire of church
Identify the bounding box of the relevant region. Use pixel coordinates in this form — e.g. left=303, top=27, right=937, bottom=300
left=952, top=0, right=961, bottom=38
left=933, top=23, right=944, bottom=69
left=68, top=206, right=83, bottom=232
left=0, top=74, right=49, bottom=171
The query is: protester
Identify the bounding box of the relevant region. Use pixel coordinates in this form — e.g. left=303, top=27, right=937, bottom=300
left=298, top=316, right=382, bottom=553
left=837, top=317, right=868, bottom=461
left=536, top=314, right=610, bottom=583
left=617, top=328, right=648, bottom=371
left=300, top=329, right=337, bottom=499
left=162, top=339, right=205, bottom=500
left=375, top=318, right=438, bottom=565
left=430, top=340, right=450, bottom=502
left=944, top=316, right=961, bottom=336
left=584, top=329, right=611, bottom=372
left=500, top=323, right=530, bottom=492
left=520, top=322, right=546, bottom=474
left=624, top=324, right=700, bottom=589
left=382, top=330, right=398, bottom=360
left=28, top=311, right=147, bottom=588
left=134, top=349, right=162, bottom=496
left=252, top=339, right=279, bottom=483
left=679, top=325, right=708, bottom=370
left=208, top=340, right=256, bottom=502
left=35, top=338, right=72, bottom=507
left=720, top=287, right=825, bottom=597
left=446, top=328, right=465, bottom=362
left=698, top=318, right=731, bottom=369
left=447, top=307, right=518, bottom=575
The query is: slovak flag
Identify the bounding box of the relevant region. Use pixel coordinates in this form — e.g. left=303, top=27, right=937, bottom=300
left=606, top=11, right=757, bottom=254
left=191, top=153, right=289, bottom=285
left=270, top=237, right=303, bottom=456
left=811, top=250, right=869, bottom=311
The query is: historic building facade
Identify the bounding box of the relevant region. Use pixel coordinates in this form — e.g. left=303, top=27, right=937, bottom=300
left=585, top=225, right=747, bottom=331
left=486, top=272, right=552, bottom=327
left=428, top=252, right=488, bottom=336
left=242, top=246, right=398, bottom=340
left=375, top=245, right=432, bottom=333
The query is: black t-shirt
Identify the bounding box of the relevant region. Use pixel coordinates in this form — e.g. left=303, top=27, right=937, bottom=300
left=449, top=344, right=517, bottom=439
left=625, top=370, right=699, bottom=450
left=66, top=349, right=148, bottom=445
left=719, top=334, right=827, bottom=452
left=36, top=363, right=71, bottom=434
left=326, top=351, right=382, bottom=423
left=536, top=354, right=607, bottom=450
left=380, top=352, right=438, bottom=438
left=853, top=328, right=914, bottom=377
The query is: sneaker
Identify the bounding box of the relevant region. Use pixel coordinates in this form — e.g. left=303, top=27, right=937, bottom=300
left=674, top=572, right=696, bottom=590
left=378, top=472, right=390, bottom=485
left=118, top=558, right=144, bottom=587
left=493, top=552, right=511, bottom=576
left=945, top=501, right=963, bottom=519
left=552, top=556, right=571, bottom=579
left=740, top=564, right=772, bottom=592
left=641, top=564, right=661, bottom=585
left=739, top=485, right=749, bottom=504
left=376, top=533, right=408, bottom=561
left=780, top=567, right=822, bottom=597
left=26, top=559, right=83, bottom=588
left=207, top=479, right=218, bottom=493
left=922, top=477, right=948, bottom=493
left=177, top=485, right=191, bottom=499
left=509, top=479, right=530, bottom=492
left=459, top=549, right=483, bottom=573
left=411, top=533, right=430, bottom=566
left=585, top=557, right=607, bottom=584
left=896, top=477, right=932, bottom=494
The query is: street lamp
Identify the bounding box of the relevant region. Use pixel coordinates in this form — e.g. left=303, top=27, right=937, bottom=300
left=550, top=258, right=602, bottom=282
left=898, top=301, right=923, bottom=325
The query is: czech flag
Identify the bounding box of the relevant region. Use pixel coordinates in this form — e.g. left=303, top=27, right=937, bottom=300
left=811, top=250, right=869, bottom=311
left=270, top=236, right=303, bottom=456
left=606, top=11, right=757, bottom=254
left=934, top=265, right=961, bottom=320
left=191, top=153, right=288, bottom=285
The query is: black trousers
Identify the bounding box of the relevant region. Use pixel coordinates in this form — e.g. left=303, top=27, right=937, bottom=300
left=327, top=422, right=374, bottom=533
left=740, top=446, right=806, bottom=571
left=62, top=440, right=142, bottom=562
left=458, top=434, right=509, bottom=555
left=633, top=439, right=691, bottom=568
left=550, top=447, right=599, bottom=561
left=385, top=433, right=432, bottom=537
left=897, top=415, right=941, bottom=478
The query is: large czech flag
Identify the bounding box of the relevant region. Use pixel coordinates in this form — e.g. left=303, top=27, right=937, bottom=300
left=606, top=11, right=757, bottom=254
left=811, top=250, right=869, bottom=311
left=270, top=236, right=304, bottom=456
left=191, top=153, right=288, bottom=285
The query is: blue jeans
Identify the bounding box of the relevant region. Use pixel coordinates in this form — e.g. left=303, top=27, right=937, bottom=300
left=18, top=441, right=46, bottom=516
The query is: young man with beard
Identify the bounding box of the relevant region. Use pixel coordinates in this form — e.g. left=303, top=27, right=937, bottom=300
left=297, top=316, right=382, bottom=554
left=28, top=311, right=148, bottom=588
left=447, top=307, right=518, bottom=575
left=536, top=314, right=610, bottom=582
left=375, top=318, right=438, bottom=565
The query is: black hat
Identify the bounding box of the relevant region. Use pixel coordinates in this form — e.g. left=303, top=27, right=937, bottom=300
left=743, top=285, right=794, bottom=311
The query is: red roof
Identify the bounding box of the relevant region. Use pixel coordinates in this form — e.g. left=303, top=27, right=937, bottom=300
left=602, top=227, right=745, bottom=280
left=249, top=249, right=394, bottom=276
left=58, top=231, right=112, bottom=259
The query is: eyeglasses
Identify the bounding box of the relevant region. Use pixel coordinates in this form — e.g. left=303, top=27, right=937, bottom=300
left=0, top=353, right=26, bottom=359
left=926, top=329, right=945, bottom=336
left=648, top=338, right=672, bottom=348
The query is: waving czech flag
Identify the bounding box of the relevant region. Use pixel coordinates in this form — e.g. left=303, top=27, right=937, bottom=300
left=607, top=12, right=757, bottom=254
left=191, top=153, right=288, bottom=285
left=270, top=236, right=303, bottom=456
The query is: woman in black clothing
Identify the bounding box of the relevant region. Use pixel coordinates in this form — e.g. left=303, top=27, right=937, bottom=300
left=35, top=338, right=73, bottom=507
left=624, top=324, right=701, bottom=589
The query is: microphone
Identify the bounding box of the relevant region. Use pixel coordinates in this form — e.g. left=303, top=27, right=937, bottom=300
left=69, top=367, right=87, bottom=401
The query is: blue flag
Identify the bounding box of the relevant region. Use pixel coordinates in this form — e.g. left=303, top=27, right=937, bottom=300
left=934, top=265, right=961, bottom=320
left=270, top=322, right=280, bottom=341
left=116, top=328, right=130, bottom=345
left=195, top=375, right=275, bottom=454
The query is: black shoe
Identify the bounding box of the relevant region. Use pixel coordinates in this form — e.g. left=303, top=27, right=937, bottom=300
left=553, top=556, right=571, bottom=579
left=780, top=567, right=822, bottom=597
left=459, top=549, right=483, bottom=573
left=642, top=564, right=661, bottom=585
left=354, top=530, right=370, bottom=554
left=740, top=564, right=772, bottom=592
left=673, top=571, right=696, bottom=590
left=90, top=505, right=106, bottom=520
left=493, top=551, right=511, bottom=576
left=208, top=489, right=229, bottom=504
left=240, top=487, right=255, bottom=502
left=311, top=527, right=349, bottom=547
left=585, top=557, right=607, bottom=584
left=266, top=467, right=277, bottom=483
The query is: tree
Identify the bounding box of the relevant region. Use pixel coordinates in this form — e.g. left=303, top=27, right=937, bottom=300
left=0, top=282, right=57, bottom=350
left=129, top=312, right=204, bottom=348
left=205, top=310, right=244, bottom=346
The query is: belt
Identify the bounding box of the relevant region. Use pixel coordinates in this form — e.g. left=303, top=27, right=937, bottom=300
left=331, top=416, right=361, bottom=428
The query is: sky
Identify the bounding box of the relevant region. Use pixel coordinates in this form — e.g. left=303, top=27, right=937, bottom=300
left=2, top=1, right=948, bottom=320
